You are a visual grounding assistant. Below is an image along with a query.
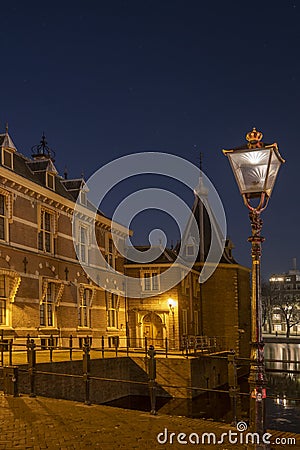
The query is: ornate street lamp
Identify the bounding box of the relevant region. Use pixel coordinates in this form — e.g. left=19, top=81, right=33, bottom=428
left=223, top=128, right=285, bottom=442
left=168, top=298, right=176, bottom=349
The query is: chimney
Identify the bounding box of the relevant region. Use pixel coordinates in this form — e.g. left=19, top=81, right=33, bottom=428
left=292, top=257, right=297, bottom=271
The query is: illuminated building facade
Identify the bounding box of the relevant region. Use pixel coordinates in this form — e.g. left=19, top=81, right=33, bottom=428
left=0, top=130, right=128, bottom=348
left=125, top=183, right=251, bottom=358
left=265, top=258, right=300, bottom=336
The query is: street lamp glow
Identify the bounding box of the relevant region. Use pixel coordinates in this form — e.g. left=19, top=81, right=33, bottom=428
left=223, top=127, right=285, bottom=445
left=168, top=298, right=176, bottom=309
left=223, top=127, right=285, bottom=208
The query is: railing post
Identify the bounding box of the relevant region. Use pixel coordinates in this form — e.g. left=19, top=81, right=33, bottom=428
left=228, top=350, right=240, bottom=425
left=165, top=337, right=168, bottom=358
left=148, top=345, right=157, bottom=415
left=83, top=337, right=91, bottom=405
left=184, top=336, right=189, bottom=358
left=101, top=336, right=105, bottom=358
left=26, top=334, right=31, bottom=364
left=115, top=337, right=119, bottom=357
left=28, top=339, right=36, bottom=398
left=69, top=334, right=73, bottom=361
left=8, top=339, right=13, bottom=366
left=1, top=329, right=4, bottom=366
left=49, top=334, right=54, bottom=362
left=144, top=336, right=148, bottom=358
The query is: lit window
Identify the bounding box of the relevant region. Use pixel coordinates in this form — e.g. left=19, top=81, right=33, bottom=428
left=273, top=313, right=281, bottom=321
left=78, top=288, right=92, bottom=327
left=142, top=271, right=159, bottom=291
left=106, top=292, right=119, bottom=328
left=40, top=283, right=55, bottom=327
left=38, top=210, right=54, bottom=253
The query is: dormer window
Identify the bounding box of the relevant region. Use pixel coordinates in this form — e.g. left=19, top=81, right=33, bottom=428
left=46, top=172, right=55, bottom=190
left=185, top=236, right=196, bottom=257
left=186, top=244, right=195, bottom=256
left=80, top=190, right=87, bottom=205
left=2, top=149, right=13, bottom=169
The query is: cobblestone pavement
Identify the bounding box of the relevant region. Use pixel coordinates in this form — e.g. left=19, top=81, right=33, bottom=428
left=0, top=393, right=299, bottom=450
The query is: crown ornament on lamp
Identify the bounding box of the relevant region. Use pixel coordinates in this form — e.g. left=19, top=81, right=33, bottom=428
left=246, top=127, right=263, bottom=147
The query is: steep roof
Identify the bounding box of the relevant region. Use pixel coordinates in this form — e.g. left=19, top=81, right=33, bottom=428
left=0, top=132, right=107, bottom=216
left=0, top=133, right=17, bottom=150
left=178, top=176, right=237, bottom=265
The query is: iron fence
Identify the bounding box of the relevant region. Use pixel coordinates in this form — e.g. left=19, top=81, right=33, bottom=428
left=0, top=336, right=299, bottom=424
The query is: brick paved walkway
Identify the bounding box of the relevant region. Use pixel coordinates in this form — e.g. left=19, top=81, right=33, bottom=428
left=0, top=393, right=299, bottom=450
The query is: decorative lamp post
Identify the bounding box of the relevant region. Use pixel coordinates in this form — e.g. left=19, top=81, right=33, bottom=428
left=168, top=298, right=176, bottom=349
left=223, top=128, right=285, bottom=442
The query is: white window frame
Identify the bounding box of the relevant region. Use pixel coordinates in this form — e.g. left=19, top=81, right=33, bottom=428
left=78, top=288, right=92, bottom=328
left=79, top=190, right=87, bottom=206
left=105, top=237, right=116, bottom=269
left=186, top=244, right=195, bottom=256
left=40, top=282, right=56, bottom=327
left=0, top=194, right=8, bottom=242
left=142, top=270, right=159, bottom=292
left=0, top=275, right=7, bottom=325
left=106, top=292, right=119, bottom=329
left=2, top=149, right=13, bottom=169
left=182, top=309, right=188, bottom=335
left=46, top=172, right=55, bottom=190
left=38, top=209, right=55, bottom=253
left=79, top=225, right=88, bottom=263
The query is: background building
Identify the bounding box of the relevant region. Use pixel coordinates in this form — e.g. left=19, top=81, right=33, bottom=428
left=263, top=258, right=300, bottom=337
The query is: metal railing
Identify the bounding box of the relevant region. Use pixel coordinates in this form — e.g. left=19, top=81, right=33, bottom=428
left=0, top=338, right=299, bottom=425
left=0, top=334, right=230, bottom=366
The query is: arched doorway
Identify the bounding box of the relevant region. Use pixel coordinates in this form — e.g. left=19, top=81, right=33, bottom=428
left=143, top=312, right=164, bottom=347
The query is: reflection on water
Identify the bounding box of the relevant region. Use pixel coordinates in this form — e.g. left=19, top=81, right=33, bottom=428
left=265, top=342, right=300, bottom=432
left=105, top=389, right=234, bottom=423
left=106, top=343, right=300, bottom=432
left=265, top=342, right=300, bottom=372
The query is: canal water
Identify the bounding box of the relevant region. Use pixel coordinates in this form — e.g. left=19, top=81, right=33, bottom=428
left=105, top=342, right=300, bottom=432
left=264, top=342, right=300, bottom=432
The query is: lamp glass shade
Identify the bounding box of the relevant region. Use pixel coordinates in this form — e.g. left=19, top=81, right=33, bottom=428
left=226, top=146, right=282, bottom=198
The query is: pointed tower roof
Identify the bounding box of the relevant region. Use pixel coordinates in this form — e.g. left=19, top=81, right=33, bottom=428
left=179, top=157, right=236, bottom=265
left=0, top=125, right=17, bottom=151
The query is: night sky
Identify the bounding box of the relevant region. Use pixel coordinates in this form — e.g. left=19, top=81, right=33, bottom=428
left=1, top=1, right=299, bottom=279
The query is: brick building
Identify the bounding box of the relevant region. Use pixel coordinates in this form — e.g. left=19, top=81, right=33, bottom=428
left=125, top=176, right=251, bottom=358
left=0, top=130, right=128, bottom=348
left=0, top=129, right=251, bottom=357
